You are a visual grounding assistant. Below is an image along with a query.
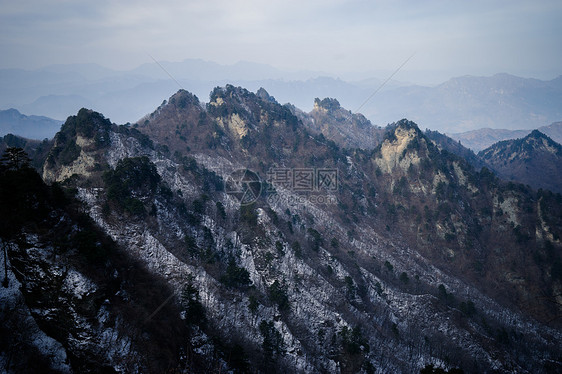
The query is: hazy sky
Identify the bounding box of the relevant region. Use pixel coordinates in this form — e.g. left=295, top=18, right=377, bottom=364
left=1, top=0, right=561, bottom=83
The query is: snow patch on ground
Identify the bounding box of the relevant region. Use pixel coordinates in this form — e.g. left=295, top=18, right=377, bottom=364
left=62, top=269, right=97, bottom=300
left=0, top=241, right=72, bottom=373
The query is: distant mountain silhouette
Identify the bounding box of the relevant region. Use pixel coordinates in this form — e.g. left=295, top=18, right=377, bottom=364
left=0, top=108, right=62, bottom=139
left=362, top=73, right=562, bottom=132
left=2, top=62, right=560, bottom=132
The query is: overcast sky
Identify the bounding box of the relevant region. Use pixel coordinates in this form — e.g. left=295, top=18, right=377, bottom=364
left=1, top=0, right=561, bottom=83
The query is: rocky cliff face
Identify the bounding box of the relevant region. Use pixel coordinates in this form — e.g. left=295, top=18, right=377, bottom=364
left=290, top=97, right=385, bottom=150
left=2, top=87, right=562, bottom=373
left=42, top=108, right=113, bottom=183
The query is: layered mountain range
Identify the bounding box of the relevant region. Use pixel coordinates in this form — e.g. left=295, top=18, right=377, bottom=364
left=1, top=86, right=561, bottom=373
left=2, top=61, right=561, bottom=132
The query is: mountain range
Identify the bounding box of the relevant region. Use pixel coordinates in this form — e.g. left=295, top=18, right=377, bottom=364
left=1, top=85, right=561, bottom=373
left=478, top=130, right=562, bottom=193
left=1, top=60, right=561, bottom=133
left=449, top=121, right=562, bottom=152
left=373, top=73, right=562, bottom=133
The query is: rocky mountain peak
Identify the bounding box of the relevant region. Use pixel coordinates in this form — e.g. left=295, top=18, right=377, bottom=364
left=382, top=119, right=425, bottom=148
left=206, top=85, right=281, bottom=119
left=528, top=129, right=545, bottom=139
left=256, top=87, right=277, bottom=103
left=209, top=84, right=254, bottom=106
left=522, top=130, right=560, bottom=151
left=479, top=128, right=562, bottom=192
left=43, top=108, right=113, bottom=183
left=522, top=130, right=562, bottom=156
left=302, top=97, right=382, bottom=149
left=59, top=108, right=111, bottom=138
left=313, top=97, right=341, bottom=111
left=391, top=118, right=423, bottom=134
left=481, top=129, right=561, bottom=159
left=374, top=120, right=430, bottom=174
left=168, top=89, right=201, bottom=109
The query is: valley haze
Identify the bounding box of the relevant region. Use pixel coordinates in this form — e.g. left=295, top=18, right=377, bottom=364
left=1, top=61, right=561, bottom=136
